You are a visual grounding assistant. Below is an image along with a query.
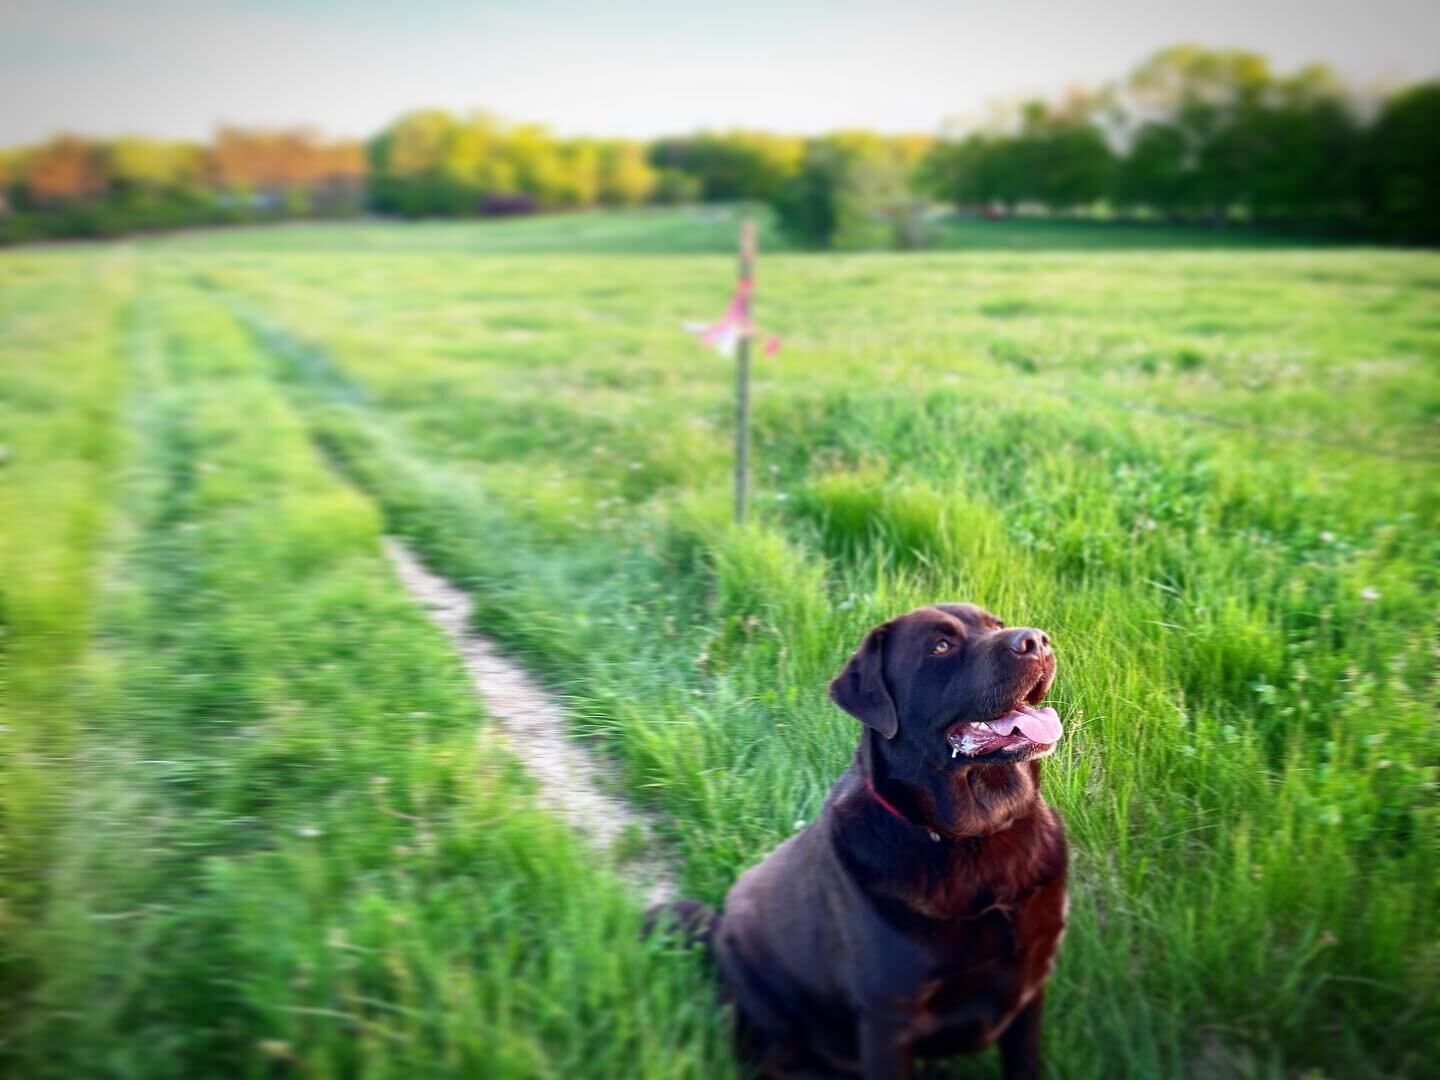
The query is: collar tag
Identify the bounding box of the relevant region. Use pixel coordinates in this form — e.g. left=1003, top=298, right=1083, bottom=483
left=928, top=830, right=942, bottom=842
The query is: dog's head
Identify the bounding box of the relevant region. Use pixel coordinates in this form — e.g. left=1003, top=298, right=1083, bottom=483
left=829, top=604, right=1060, bottom=769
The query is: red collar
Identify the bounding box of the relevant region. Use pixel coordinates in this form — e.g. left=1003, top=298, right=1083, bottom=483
left=865, top=777, right=944, bottom=842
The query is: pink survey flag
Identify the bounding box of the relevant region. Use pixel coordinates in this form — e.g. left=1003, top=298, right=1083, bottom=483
left=683, top=277, right=781, bottom=358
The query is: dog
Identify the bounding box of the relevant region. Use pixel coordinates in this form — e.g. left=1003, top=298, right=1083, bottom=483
left=653, top=604, right=1068, bottom=1079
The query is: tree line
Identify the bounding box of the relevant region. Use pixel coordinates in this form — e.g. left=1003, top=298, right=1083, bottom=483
left=1, top=45, right=1435, bottom=245
left=917, top=46, right=1439, bottom=242
left=0, top=128, right=368, bottom=241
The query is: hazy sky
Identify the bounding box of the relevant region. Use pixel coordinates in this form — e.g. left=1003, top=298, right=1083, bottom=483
left=3, top=0, right=1438, bottom=144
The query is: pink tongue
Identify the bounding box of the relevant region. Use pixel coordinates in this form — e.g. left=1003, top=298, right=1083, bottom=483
left=993, top=705, right=1063, bottom=744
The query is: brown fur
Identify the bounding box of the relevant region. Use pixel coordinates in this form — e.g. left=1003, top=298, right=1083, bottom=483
left=657, top=605, right=1068, bottom=1079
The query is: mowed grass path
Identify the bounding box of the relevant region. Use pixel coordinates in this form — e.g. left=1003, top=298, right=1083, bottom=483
left=1, top=256, right=724, bottom=1077
left=3, top=212, right=1436, bottom=1077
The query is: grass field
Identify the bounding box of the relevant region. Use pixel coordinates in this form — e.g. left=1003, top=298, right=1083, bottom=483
left=2, top=207, right=1436, bottom=1078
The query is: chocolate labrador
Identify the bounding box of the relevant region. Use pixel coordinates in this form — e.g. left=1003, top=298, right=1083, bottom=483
left=655, top=604, right=1067, bottom=1079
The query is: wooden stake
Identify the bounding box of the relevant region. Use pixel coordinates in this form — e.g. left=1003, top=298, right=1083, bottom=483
left=735, top=219, right=755, bottom=524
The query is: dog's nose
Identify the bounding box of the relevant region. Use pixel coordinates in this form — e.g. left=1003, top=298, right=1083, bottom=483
left=1008, top=628, right=1052, bottom=657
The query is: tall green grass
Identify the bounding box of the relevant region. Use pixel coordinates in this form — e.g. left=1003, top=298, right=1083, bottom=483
left=203, top=230, right=1436, bottom=1076
left=2, top=269, right=725, bottom=1077
left=2, top=213, right=1435, bottom=1077
left=0, top=252, right=129, bottom=1007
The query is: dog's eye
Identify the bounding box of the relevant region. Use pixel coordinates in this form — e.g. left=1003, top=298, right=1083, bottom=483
left=932, top=639, right=951, bottom=654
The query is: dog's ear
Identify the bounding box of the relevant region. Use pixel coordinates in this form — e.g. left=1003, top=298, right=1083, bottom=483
left=828, top=622, right=899, bottom=739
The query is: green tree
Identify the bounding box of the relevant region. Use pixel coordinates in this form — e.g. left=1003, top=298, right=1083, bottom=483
left=1115, top=121, right=1195, bottom=216
left=369, top=110, right=474, bottom=216
left=108, top=138, right=204, bottom=193
left=649, top=131, right=802, bottom=201
left=558, top=139, right=601, bottom=207
left=1368, top=81, right=1440, bottom=241
left=1019, top=100, right=1115, bottom=210
left=922, top=100, right=1111, bottom=215
left=650, top=168, right=702, bottom=205
left=773, top=133, right=928, bottom=249
left=919, top=132, right=1011, bottom=209
left=1241, top=67, right=1362, bottom=226
left=1123, top=45, right=1274, bottom=222
left=596, top=141, right=657, bottom=206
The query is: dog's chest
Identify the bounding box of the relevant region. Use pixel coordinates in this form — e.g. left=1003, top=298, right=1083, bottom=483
left=904, top=882, right=1066, bottom=1045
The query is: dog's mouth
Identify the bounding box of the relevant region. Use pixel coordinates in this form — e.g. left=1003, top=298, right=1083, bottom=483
left=945, top=673, right=1062, bottom=760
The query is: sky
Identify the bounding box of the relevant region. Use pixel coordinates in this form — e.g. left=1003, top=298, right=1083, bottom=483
left=2, top=0, right=1438, bottom=145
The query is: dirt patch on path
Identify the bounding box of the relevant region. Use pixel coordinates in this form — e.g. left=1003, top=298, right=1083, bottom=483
left=382, top=538, right=678, bottom=907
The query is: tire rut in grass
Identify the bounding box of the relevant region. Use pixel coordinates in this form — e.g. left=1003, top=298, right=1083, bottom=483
left=210, top=290, right=681, bottom=906
left=382, top=537, right=678, bottom=907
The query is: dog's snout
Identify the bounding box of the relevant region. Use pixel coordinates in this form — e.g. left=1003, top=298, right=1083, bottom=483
left=1008, top=628, right=1052, bottom=657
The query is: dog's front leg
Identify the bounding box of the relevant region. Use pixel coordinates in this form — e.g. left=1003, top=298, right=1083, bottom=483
left=858, top=1013, right=913, bottom=1080
left=997, top=988, right=1044, bottom=1080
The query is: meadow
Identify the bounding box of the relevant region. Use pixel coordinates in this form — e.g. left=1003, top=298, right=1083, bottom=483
left=2, top=207, right=1435, bottom=1078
